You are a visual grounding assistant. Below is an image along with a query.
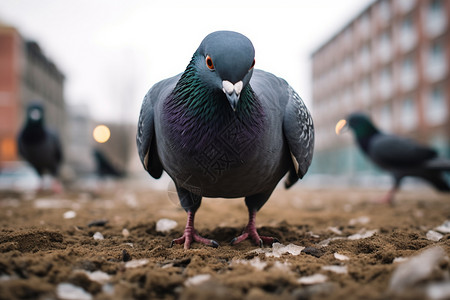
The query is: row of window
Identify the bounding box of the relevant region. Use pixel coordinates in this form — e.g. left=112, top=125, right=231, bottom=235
left=313, top=0, right=447, bottom=75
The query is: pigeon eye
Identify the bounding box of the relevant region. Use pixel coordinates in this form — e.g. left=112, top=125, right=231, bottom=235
left=249, top=59, right=255, bottom=70
left=205, top=55, right=214, bottom=70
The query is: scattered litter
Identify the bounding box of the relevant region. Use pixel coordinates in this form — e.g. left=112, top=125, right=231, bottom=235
left=334, top=253, right=350, bottom=261
left=122, top=249, right=132, bottom=262
left=347, top=229, right=377, bottom=240
left=251, top=243, right=304, bottom=258
left=307, top=231, right=320, bottom=238
left=0, top=274, right=11, bottom=281
left=77, top=270, right=111, bottom=284
left=35, top=198, right=75, bottom=209
left=328, top=227, right=343, bottom=235
left=298, top=274, right=328, bottom=285
left=349, top=216, right=370, bottom=226
left=426, top=230, right=443, bottom=242
left=272, top=261, right=292, bottom=272
left=57, top=283, right=92, bottom=300
left=125, top=259, right=149, bottom=269
left=232, top=257, right=267, bottom=271
left=393, top=257, right=409, bottom=264
left=156, top=218, right=178, bottom=232
left=389, top=246, right=447, bottom=292
left=185, top=274, right=211, bottom=286
left=435, top=221, right=450, bottom=234
left=302, top=247, right=323, bottom=258
left=122, top=228, right=130, bottom=238
left=123, top=243, right=133, bottom=248
left=322, top=265, right=348, bottom=274
left=93, top=232, right=104, bottom=240
left=88, top=220, right=108, bottom=227
left=318, top=237, right=346, bottom=247
left=63, top=210, right=76, bottom=219
left=427, top=281, right=450, bottom=300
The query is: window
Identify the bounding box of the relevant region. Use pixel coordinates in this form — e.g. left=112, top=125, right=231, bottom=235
left=426, top=0, right=447, bottom=37
left=378, top=31, right=391, bottom=62
left=401, top=56, right=417, bottom=91
left=426, top=41, right=447, bottom=81
left=359, top=44, right=371, bottom=71
left=426, top=86, right=447, bottom=125
left=399, top=16, right=416, bottom=51
left=379, top=66, right=392, bottom=100
left=379, top=0, right=391, bottom=23
left=400, top=97, right=417, bottom=130
left=398, top=0, right=416, bottom=13
left=379, top=104, right=392, bottom=131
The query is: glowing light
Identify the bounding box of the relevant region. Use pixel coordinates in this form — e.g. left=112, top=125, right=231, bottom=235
left=93, top=125, right=111, bottom=143
left=335, top=119, right=347, bottom=135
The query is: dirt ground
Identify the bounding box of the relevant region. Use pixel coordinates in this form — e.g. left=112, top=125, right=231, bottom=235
left=0, top=179, right=449, bottom=300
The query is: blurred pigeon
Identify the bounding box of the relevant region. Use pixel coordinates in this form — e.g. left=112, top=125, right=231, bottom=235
left=336, top=112, right=450, bottom=203
left=17, top=102, right=63, bottom=192
left=137, top=31, right=314, bottom=249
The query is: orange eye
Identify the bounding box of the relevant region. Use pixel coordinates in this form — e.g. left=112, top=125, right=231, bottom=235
left=206, top=55, right=214, bottom=70
left=250, top=59, right=255, bottom=70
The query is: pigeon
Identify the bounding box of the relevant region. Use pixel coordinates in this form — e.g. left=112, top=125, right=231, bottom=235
left=137, top=31, right=314, bottom=249
left=17, top=102, right=63, bottom=192
left=336, top=112, right=450, bottom=203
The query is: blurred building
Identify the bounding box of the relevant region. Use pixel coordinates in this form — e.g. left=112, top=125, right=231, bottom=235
left=311, top=0, right=450, bottom=177
left=0, top=22, right=66, bottom=165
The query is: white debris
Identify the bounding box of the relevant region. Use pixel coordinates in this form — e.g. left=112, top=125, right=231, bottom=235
left=35, top=198, right=74, bottom=209
left=80, top=270, right=111, bottom=284
left=334, top=253, right=350, bottom=261
left=0, top=274, right=11, bottom=281
left=322, top=265, right=348, bottom=274
left=427, top=281, right=450, bottom=300
left=156, top=218, right=178, bottom=232
left=232, top=257, right=267, bottom=271
left=57, top=283, right=92, bottom=300
left=389, top=246, right=447, bottom=292
left=318, top=237, right=346, bottom=247
left=328, top=226, right=343, bottom=235
left=393, top=257, right=409, bottom=264
left=63, top=210, right=76, bottom=219
left=250, top=243, right=304, bottom=258
left=125, top=259, right=149, bottom=269
left=349, top=216, right=370, bottom=226
left=307, top=231, right=320, bottom=238
left=122, top=228, right=130, bottom=238
left=426, top=230, right=444, bottom=242
left=123, top=243, right=134, bottom=248
left=298, top=274, right=328, bottom=285
left=123, top=193, right=138, bottom=208
left=435, top=221, right=450, bottom=234
left=347, top=229, right=377, bottom=240
left=185, top=274, right=211, bottom=286
left=93, top=232, right=104, bottom=240
left=272, top=261, right=292, bottom=272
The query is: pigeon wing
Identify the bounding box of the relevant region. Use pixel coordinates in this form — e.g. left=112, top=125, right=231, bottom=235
left=283, top=85, right=314, bottom=178
left=369, top=134, right=437, bottom=168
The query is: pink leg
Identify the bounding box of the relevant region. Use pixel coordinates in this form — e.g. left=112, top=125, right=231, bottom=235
left=378, top=187, right=397, bottom=205
left=231, top=210, right=279, bottom=247
left=170, top=211, right=219, bottom=249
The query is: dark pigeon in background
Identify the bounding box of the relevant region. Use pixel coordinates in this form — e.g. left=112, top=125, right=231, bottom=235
left=17, top=102, right=63, bottom=192
left=137, top=31, right=314, bottom=249
left=336, top=112, right=450, bottom=204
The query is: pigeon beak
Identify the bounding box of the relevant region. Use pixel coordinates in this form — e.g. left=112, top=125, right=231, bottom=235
left=335, top=119, right=348, bottom=135
left=222, top=80, right=243, bottom=112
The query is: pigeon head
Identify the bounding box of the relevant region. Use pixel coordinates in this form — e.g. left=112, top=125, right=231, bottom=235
left=336, top=112, right=379, bottom=139
left=26, top=103, right=45, bottom=126
left=192, top=31, right=256, bottom=111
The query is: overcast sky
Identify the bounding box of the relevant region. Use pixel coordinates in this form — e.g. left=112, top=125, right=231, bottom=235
left=0, top=0, right=372, bottom=123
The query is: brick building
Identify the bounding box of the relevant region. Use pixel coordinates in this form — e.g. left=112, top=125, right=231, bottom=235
left=310, top=0, right=450, bottom=176
left=0, top=22, right=66, bottom=165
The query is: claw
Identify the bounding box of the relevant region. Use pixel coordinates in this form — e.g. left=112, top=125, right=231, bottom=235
left=211, top=240, right=219, bottom=248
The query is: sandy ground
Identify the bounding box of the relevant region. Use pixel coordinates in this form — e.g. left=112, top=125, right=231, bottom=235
left=0, top=180, right=449, bottom=300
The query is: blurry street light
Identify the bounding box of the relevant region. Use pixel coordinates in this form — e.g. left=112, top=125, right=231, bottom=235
left=93, top=125, right=111, bottom=143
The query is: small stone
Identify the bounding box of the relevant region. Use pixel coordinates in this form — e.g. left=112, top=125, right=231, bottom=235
left=87, top=220, right=108, bottom=227
left=426, top=230, right=443, bottom=242
left=334, top=253, right=350, bottom=261
left=302, top=247, right=324, bottom=258
left=122, top=249, right=132, bottom=262
left=328, top=226, right=343, bottom=235
left=122, top=228, right=130, bottom=238
left=63, top=210, right=76, bottom=219
left=322, top=265, right=348, bottom=274
left=156, top=218, right=178, bottom=232
left=125, top=259, right=149, bottom=269
left=348, top=229, right=377, bottom=240
left=57, top=283, right=92, bottom=300
left=93, top=232, right=104, bottom=240
left=435, top=220, right=450, bottom=234
left=185, top=274, right=211, bottom=286
left=298, top=274, right=328, bottom=285
left=427, top=281, right=450, bottom=300
left=349, top=216, right=370, bottom=226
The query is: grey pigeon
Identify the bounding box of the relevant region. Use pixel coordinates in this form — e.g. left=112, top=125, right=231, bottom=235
left=17, top=102, right=63, bottom=191
left=337, top=112, right=450, bottom=203
left=137, top=31, right=314, bottom=249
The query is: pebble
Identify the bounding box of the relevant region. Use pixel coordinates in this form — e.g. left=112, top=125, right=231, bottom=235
left=122, top=228, right=130, bottom=238
left=347, top=229, right=377, bottom=240
left=426, top=230, right=443, bottom=242
left=349, top=216, right=370, bottom=226
left=78, top=270, right=111, bottom=284
left=93, top=232, right=104, bottom=240
left=122, top=250, right=132, bottom=262
left=232, top=257, right=267, bottom=271
left=56, top=283, right=92, bottom=300
left=63, top=210, right=76, bottom=219
left=125, top=259, right=149, bottom=269
left=322, top=265, right=348, bottom=274
left=87, top=220, right=108, bottom=227
left=302, top=247, right=323, bottom=258
left=427, top=281, right=450, bottom=300
left=334, top=253, right=350, bottom=261
left=298, top=274, right=328, bottom=285
left=389, top=246, right=447, bottom=293
left=185, top=274, right=211, bottom=286
left=156, top=218, right=178, bottom=232
left=328, top=226, right=343, bottom=235
left=435, top=220, right=450, bottom=234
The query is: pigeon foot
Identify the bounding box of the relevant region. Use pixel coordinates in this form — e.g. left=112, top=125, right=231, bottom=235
left=230, top=225, right=279, bottom=247
left=170, top=211, right=219, bottom=249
